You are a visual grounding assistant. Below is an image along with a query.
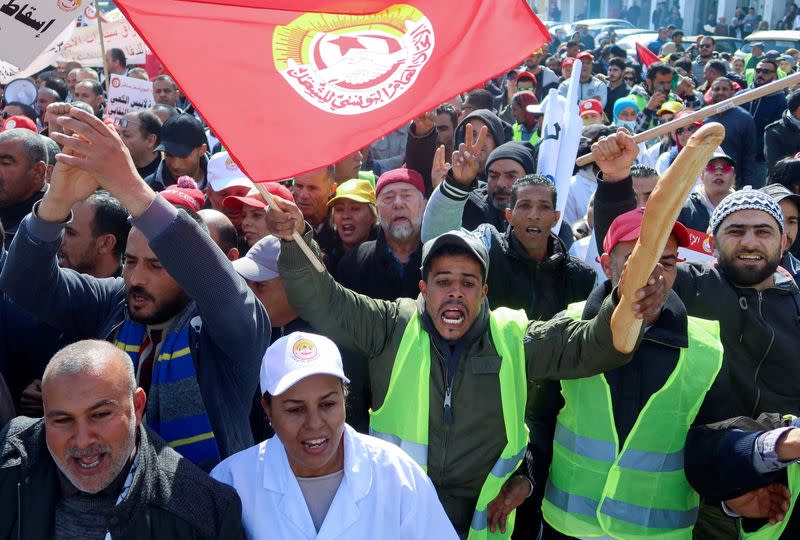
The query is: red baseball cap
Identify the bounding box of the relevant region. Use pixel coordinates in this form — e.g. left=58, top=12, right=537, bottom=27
left=2, top=115, right=37, bottom=133
left=579, top=99, right=604, bottom=117
left=577, top=51, right=594, bottom=62
left=161, top=176, right=206, bottom=212
left=562, top=57, right=576, bottom=70
left=375, top=168, right=425, bottom=197
left=223, top=183, right=294, bottom=211
left=515, top=71, right=537, bottom=87
left=603, top=208, right=690, bottom=254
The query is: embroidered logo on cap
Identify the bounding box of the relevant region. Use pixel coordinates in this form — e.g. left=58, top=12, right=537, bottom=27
left=292, top=338, right=318, bottom=362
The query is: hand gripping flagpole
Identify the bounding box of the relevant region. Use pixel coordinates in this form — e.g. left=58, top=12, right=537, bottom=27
left=252, top=182, right=326, bottom=273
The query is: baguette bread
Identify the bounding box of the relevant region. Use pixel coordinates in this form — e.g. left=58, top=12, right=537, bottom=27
left=610, top=122, right=726, bottom=353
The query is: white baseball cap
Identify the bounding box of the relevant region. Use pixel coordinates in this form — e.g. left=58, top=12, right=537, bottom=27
left=260, top=332, right=350, bottom=396
left=207, top=151, right=255, bottom=192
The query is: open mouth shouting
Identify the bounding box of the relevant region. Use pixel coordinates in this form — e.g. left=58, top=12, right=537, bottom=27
left=440, top=302, right=468, bottom=329
left=301, top=436, right=329, bottom=455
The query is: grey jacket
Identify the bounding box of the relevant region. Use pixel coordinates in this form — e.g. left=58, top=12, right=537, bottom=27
left=0, top=417, right=244, bottom=540
left=0, top=196, right=270, bottom=467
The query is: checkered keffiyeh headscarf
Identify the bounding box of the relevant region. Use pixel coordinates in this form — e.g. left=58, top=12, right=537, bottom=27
left=710, top=187, right=784, bottom=235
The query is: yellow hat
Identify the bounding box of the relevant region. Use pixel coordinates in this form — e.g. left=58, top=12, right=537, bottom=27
left=657, top=101, right=684, bottom=116
left=327, top=179, right=376, bottom=207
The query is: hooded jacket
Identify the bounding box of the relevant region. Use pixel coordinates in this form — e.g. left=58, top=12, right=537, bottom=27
left=0, top=417, right=243, bottom=540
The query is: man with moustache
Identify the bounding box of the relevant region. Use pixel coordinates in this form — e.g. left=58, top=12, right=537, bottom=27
left=336, top=168, right=427, bottom=300
left=761, top=183, right=800, bottom=283
left=0, top=340, right=244, bottom=539
left=0, top=103, right=270, bottom=471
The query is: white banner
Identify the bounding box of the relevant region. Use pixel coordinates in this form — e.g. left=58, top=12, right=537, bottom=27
left=554, top=58, right=584, bottom=231
left=59, top=19, right=147, bottom=66
left=0, top=22, right=73, bottom=84
left=0, top=0, right=80, bottom=67
left=105, top=74, right=154, bottom=119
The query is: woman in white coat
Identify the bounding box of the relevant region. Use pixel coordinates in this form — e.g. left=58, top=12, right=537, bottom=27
left=211, top=332, right=458, bottom=540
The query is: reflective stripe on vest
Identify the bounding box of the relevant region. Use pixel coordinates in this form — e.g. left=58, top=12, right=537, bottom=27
left=542, top=302, right=723, bottom=539
left=740, top=463, right=800, bottom=540
left=512, top=123, right=541, bottom=145
left=369, top=308, right=530, bottom=540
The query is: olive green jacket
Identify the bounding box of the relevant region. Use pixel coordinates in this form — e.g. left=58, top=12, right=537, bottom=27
left=278, top=230, right=639, bottom=534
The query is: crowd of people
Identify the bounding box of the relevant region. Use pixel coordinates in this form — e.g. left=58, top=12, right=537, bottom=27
left=0, top=8, right=799, bottom=538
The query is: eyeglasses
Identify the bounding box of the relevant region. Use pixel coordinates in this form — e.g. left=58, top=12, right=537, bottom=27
left=705, top=162, right=734, bottom=173
left=755, top=68, right=776, bottom=74
left=113, top=117, right=141, bottom=129
left=623, top=76, right=635, bottom=82
left=675, top=124, right=700, bottom=135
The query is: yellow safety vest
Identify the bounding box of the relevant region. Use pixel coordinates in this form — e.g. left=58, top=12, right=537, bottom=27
left=543, top=302, right=723, bottom=539
left=369, top=308, right=530, bottom=539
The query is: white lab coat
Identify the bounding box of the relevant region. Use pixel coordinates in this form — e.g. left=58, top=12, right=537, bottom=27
left=211, top=424, right=458, bottom=540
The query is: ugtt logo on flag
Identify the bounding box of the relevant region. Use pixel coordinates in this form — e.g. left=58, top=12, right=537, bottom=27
left=273, top=5, right=436, bottom=115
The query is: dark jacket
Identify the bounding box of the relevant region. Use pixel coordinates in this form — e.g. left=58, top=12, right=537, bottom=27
left=320, top=223, right=380, bottom=279
left=707, top=106, right=758, bottom=188
left=336, top=227, right=422, bottom=301
left=279, top=227, right=640, bottom=535
left=594, top=175, right=800, bottom=423
left=738, top=89, right=787, bottom=162
left=764, top=111, right=800, bottom=176
left=0, top=188, right=45, bottom=250
left=0, top=197, right=271, bottom=468
left=685, top=413, right=800, bottom=537
left=781, top=250, right=800, bottom=285
left=144, top=153, right=209, bottom=192
left=480, top=227, right=595, bottom=320
left=0, top=417, right=244, bottom=540
left=677, top=191, right=712, bottom=233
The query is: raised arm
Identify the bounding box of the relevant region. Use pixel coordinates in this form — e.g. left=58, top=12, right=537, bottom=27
left=268, top=197, right=403, bottom=357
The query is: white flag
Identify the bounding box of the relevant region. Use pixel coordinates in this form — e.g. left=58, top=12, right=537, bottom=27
left=553, top=59, right=584, bottom=231
left=535, top=88, right=563, bottom=181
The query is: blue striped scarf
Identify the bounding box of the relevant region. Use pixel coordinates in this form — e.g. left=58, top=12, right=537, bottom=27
left=115, top=308, right=220, bottom=468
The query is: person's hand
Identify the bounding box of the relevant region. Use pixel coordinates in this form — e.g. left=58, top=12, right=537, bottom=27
left=431, top=145, right=451, bottom=189
left=44, top=102, right=69, bottom=137
left=19, top=379, right=43, bottom=418
left=412, top=110, right=436, bottom=136
left=506, top=78, right=516, bottom=105
left=487, top=475, right=531, bottom=534
left=265, top=196, right=305, bottom=241
left=725, top=484, right=791, bottom=524
left=450, top=123, right=488, bottom=187
left=49, top=105, right=153, bottom=217
left=646, top=90, right=667, bottom=111
left=675, top=76, right=695, bottom=96
left=620, top=263, right=668, bottom=323
left=38, top=104, right=101, bottom=222
left=592, top=131, right=639, bottom=182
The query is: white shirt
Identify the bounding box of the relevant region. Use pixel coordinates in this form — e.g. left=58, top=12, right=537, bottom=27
left=563, top=169, right=597, bottom=227
left=211, top=424, right=458, bottom=540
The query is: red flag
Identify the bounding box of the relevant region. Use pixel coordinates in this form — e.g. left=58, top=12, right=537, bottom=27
left=114, top=0, right=548, bottom=181
left=635, top=42, right=661, bottom=68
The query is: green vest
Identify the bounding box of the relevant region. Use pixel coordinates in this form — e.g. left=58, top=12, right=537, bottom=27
left=740, top=463, right=800, bottom=539
left=542, top=302, right=723, bottom=539
left=369, top=309, right=529, bottom=539
left=512, top=123, right=541, bottom=145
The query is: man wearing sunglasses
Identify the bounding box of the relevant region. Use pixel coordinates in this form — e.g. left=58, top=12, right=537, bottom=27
left=678, top=151, right=736, bottom=232
left=740, top=59, right=788, bottom=186
left=691, top=36, right=717, bottom=83
left=707, top=77, right=758, bottom=188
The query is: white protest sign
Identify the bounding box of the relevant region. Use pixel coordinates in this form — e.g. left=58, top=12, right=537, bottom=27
left=0, top=22, right=73, bottom=84
left=0, top=0, right=80, bottom=67
left=59, top=18, right=147, bottom=66
left=105, top=74, right=154, bottom=119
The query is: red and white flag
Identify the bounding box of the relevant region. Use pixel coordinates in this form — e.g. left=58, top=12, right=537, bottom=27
left=114, top=0, right=549, bottom=181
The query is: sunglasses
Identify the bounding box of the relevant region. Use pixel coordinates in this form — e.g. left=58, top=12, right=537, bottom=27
left=623, top=76, right=635, bottom=81
left=755, top=68, right=775, bottom=75
left=706, top=163, right=734, bottom=173
left=675, top=124, right=700, bottom=135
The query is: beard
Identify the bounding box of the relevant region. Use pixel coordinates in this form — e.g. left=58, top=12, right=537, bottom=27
left=489, top=189, right=511, bottom=211
left=718, top=248, right=781, bottom=287
left=127, top=285, right=190, bottom=325
left=48, top=406, right=137, bottom=494
left=386, top=217, right=421, bottom=241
